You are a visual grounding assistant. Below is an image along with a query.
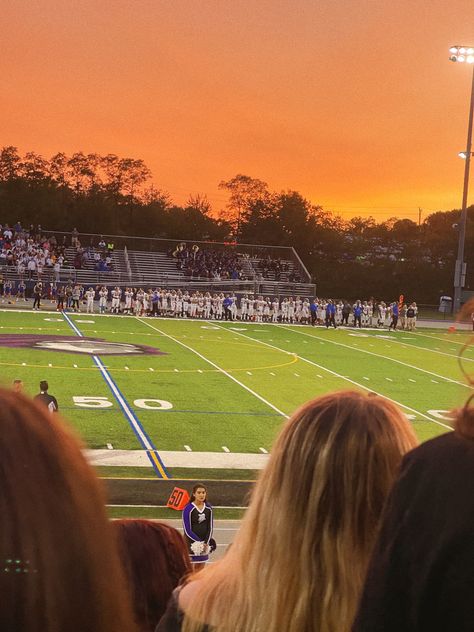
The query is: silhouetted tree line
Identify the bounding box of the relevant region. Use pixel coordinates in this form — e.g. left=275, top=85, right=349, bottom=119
left=0, top=147, right=472, bottom=302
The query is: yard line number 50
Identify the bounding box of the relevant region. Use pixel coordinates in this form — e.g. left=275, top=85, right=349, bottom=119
left=73, top=396, right=173, bottom=410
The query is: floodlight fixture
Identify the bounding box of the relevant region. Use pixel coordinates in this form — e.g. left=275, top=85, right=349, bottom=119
left=449, top=45, right=474, bottom=312
left=449, top=45, right=474, bottom=63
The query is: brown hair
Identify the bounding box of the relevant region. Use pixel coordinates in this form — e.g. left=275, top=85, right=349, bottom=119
left=190, top=484, right=207, bottom=502
left=0, top=389, right=136, bottom=632
left=114, top=520, right=192, bottom=631
left=183, top=390, right=419, bottom=632
left=455, top=395, right=474, bottom=440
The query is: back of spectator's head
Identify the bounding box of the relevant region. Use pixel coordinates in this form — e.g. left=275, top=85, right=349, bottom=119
left=39, top=380, right=48, bottom=392
left=114, top=520, right=191, bottom=631
left=455, top=395, right=474, bottom=440
left=0, top=389, right=135, bottom=632
left=353, top=399, right=474, bottom=632
left=182, top=390, right=418, bottom=632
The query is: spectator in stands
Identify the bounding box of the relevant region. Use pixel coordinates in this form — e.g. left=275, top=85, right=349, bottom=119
left=0, top=388, right=136, bottom=631
left=353, top=401, right=474, bottom=632
left=114, top=520, right=191, bottom=632
left=158, top=390, right=418, bottom=632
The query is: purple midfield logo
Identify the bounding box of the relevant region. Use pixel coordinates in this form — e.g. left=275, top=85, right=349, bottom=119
left=0, top=334, right=166, bottom=356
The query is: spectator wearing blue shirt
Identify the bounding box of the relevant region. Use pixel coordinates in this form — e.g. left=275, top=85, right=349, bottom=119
left=389, top=302, right=399, bottom=330
left=223, top=295, right=233, bottom=321
left=151, top=289, right=160, bottom=317
left=353, top=301, right=363, bottom=328
left=310, top=300, right=318, bottom=326
left=325, top=300, right=337, bottom=329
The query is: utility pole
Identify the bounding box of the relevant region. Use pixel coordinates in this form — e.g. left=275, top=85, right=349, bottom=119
left=418, top=207, right=422, bottom=226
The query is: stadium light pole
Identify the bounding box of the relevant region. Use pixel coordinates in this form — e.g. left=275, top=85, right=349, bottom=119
left=449, top=45, right=474, bottom=313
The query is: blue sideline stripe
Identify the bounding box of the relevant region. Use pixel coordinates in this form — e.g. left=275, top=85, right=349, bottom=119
left=61, top=311, right=170, bottom=479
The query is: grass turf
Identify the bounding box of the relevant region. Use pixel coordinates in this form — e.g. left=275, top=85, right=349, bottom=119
left=96, top=465, right=259, bottom=480
left=107, top=506, right=246, bottom=520
left=1, top=309, right=472, bottom=457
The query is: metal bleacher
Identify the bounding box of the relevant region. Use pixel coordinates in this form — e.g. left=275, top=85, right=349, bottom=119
left=4, top=230, right=316, bottom=297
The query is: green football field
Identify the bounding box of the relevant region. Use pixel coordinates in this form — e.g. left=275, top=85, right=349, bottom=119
left=0, top=308, right=472, bottom=473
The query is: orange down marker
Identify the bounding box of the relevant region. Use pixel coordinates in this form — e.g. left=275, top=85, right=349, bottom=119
left=166, top=487, right=190, bottom=510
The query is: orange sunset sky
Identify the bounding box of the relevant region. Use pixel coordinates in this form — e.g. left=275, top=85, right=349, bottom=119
left=2, top=0, right=474, bottom=220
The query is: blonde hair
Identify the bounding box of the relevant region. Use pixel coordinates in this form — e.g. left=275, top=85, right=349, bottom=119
left=183, top=390, right=418, bottom=632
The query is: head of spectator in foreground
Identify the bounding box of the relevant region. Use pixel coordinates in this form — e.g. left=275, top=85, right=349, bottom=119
left=39, top=380, right=48, bottom=392
left=353, top=398, right=474, bottom=632
left=179, top=390, right=418, bottom=632
left=0, top=389, right=136, bottom=632
left=114, top=520, right=192, bottom=632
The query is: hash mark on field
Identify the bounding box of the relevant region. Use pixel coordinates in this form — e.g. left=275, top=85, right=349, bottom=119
left=369, top=344, right=374, bottom=347
left=363, top=376, right=370, bottom=380
left=174, top=368, right=179, bottom=372
left=270, top=372, right=276, bottom=376
left=48, top=363, right=53, bottom=367
left=22, top=362, right=26, bottom=366
left=319, top=342, right=325, bottom=345
left=431, top=379, right=439, bottom=383
left=73, top=364, right=78, bottom=368
left=317, top=374, right=323, bottom=378
left=184, top=445, right=192, bottom=452
left=198, top=369, right=203, bottom=373
left=385, top=377, right=393, bottom=381
left=149, top=367, right=154, bottom=372
left=124, top=366, right=129, bottom=370
left=294, top=373, right=300, bottom=377
left=409, top=378, right=416, bottom=383
left=259, top=447, right=268, bottom=454
left=246, top=371, right=253, bottom=375
left=222, top=446, right=230, bottom=453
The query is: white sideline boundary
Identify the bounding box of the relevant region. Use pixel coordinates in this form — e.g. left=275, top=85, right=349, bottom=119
left=85, top=448, right=269, bottom=469
left=210, top=322, right=453, bottom=432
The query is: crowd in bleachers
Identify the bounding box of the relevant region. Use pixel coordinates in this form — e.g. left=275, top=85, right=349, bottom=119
left=169, top=242, right=246, bottom=280
left=0, top=221, right=67, bottom=279
left=1, top=385, right=473, bottom=631
left=0, top=222, right=114, bottom=278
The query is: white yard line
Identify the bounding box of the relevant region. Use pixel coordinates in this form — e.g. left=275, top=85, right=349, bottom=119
left=212, top=323, right=453, bottom=431
left=377, top=332, right=474, bottom=362
left=408, top=329, right=474, bottom=349
left=136, top=318, right=289, bottom=419
left=281, top=326, right=470, bottom=389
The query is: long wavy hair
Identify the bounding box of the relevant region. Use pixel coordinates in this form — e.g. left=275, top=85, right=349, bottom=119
left=114, top=520, right=191, bottom=631
left=0, top=389, right=136, bottom=632
left=182, top=390, right=419, bottom=632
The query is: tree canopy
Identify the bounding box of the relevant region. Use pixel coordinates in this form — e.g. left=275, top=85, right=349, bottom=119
left=0, top=146, right=472, bottom=302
